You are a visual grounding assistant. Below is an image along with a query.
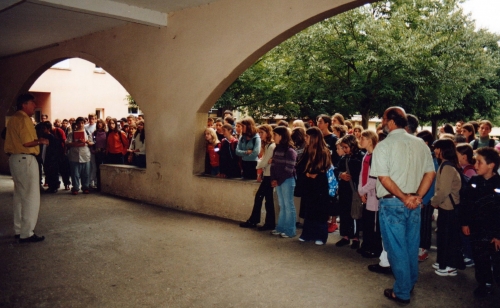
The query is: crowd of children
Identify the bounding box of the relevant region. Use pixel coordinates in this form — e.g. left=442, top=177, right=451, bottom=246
left=205, top=113, right=500, bottom=300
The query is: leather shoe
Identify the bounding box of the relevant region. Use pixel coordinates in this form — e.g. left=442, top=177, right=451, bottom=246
left=368, top=264, right=392, bottom=274
left=362, top=250, right=380, bottom=259
left=384, top=288, right=410, bottom=304
left=19, top=234, right=45, bottom=243
left=335, top=238, right=350, bottom=247
left=239, top=221, right=257, bottom=228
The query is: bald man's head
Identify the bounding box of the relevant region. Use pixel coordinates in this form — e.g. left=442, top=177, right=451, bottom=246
left=384, top=107, right=408, bottom=129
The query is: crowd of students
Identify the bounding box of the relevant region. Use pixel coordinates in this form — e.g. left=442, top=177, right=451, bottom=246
left=205, top=112, right=500, bottom=300
left=36, top=113, right=146, bottom=194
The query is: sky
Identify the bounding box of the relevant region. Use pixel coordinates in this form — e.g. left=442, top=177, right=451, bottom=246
left=459, top=0, right=500, bottom=34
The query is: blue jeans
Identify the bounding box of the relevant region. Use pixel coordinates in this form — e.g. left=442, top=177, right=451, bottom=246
left=379, top=198, right=420, bottom=300
left=70, top=161, right=90, bottom=192
left=275, top=177, right=296, bottom=237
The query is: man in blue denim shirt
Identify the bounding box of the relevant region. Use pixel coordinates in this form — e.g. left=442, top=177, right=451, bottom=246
left=370, top=107, right=435, bottom=304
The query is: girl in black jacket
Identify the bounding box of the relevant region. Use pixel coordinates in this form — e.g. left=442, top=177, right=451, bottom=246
left=334, top=134, right=365, bottom=249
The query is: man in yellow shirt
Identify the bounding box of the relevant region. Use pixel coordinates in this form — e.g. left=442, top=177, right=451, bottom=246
left=4, top=94, right=48, bottom=243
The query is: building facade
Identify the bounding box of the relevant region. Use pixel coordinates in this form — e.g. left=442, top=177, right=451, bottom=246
left=29, top=58, right=130, bottom=122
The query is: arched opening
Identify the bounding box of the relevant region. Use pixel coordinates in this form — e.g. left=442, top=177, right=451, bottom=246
left=198, top=0, right=500, bottom=175
left=211, top=1, right=499, bottom=129
left=17, top=57, right=146, bottom=192
left=29, top=58, right=134, bottom=122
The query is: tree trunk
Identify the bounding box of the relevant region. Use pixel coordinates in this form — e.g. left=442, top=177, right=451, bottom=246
left=431, top=119, right=438, bottom=139
left=361, top=112, right=369, bottom=129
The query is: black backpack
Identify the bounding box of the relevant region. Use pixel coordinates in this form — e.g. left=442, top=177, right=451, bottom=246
left=439, top=161, right=470, bottom=207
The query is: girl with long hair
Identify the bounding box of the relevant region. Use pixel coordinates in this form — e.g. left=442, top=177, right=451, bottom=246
left=357, top=130, right=382, bottom=257
left=332, top=113, right=345, bottom=126
left=291, top=127, right=306, bottom=162
left=270, top=126, right=297, bottom=238
left=332, top=124, right=347, bottom=139
left=292, top=127, right=307, bottom=228
left=456, top=143, right=476, bottom=178
left=461, top=123, right=476, bottom=144
left=218, top=124, right=241, bottom=178
left=456, top=143, right=476, bottom=268
left=128, top=120, right=146, bottom=168
left=335, top=134, right=364, bottom=249
left=431, top=139, right=463, bottom=276
left=204, top=128, right=220, bottom=176
left=239, top=124, right=276, bottom=230
left=105, top=118, right=129, bottom=165
left=235, top=117, right=261, bottom=179
left=353, top=125, right=363, bottom=141
left=92, top=119, right=107, bottom=190
left=297, top=127, right=332, bottom=245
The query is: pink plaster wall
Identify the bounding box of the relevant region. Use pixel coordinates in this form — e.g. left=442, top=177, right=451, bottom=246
left=29, top=58, right=130, bottom=121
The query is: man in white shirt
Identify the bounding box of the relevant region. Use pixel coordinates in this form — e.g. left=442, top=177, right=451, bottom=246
left=370, top=107, right=435, bottom=304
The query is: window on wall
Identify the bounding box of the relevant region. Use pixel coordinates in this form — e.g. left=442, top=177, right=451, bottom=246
left=34, top=109, right=42, bottom=123
left=96, top=108, right=104, bottom=119
left=51, top=59, right=70, bottom=70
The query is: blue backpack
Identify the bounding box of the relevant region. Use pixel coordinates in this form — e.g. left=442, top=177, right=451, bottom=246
left=326, top=165, right=338, bottom=197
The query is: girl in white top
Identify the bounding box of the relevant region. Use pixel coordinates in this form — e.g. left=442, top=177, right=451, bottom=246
left=239, top=125, right=276, bottom=230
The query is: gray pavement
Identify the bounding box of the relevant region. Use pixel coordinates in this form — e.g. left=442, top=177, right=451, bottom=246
left=0, top=174, right=497, bottom=307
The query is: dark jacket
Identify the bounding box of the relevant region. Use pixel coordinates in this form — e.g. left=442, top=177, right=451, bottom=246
left=218, top=138, right=241, bottom=178
left=301, top=171, right=332, bottom=222
left=335, top=151, right=364, bottom=213
left=460, top=174, right=500, bottom=241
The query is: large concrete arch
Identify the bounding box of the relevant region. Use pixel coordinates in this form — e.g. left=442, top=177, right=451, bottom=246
left=0, top=0, right=374, bottom=221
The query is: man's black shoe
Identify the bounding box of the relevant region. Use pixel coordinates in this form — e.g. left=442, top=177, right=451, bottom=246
left=19, top=234, right=45, bottom=243
left=362, top=250, right=380, bottom=258
left=335, top=238, right=350, bottom=247
left=368, top=264, right=392, bottom=274
left=384, top=288, right=410, bottom=304
left=239, top=221, right=257, bottom=228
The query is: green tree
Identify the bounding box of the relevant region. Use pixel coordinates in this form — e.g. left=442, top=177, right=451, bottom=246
left=215, top=0, right=500, bottom=131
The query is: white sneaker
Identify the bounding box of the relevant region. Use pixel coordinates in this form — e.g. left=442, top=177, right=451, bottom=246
left=435, top=267, right=457, bottom=276
left=298, top=238, right=305, bottom=242
left=315, top=240, right=324, bottom=246
left=280, top=233, right=290, bottom=238
left=432, top=263, right=440, bottom=270
left=464, top=258, right=475, bottom=268
left=270, top=230, right=281, bottom=235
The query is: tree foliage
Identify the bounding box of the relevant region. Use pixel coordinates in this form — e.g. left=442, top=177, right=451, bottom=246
left=215, top=0, right=500, bottom=128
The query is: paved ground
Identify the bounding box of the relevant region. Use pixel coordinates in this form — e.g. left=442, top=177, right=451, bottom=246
left=0, top=174, right=498, bottom=307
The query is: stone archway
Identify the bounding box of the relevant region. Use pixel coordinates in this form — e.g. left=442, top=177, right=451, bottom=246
left=0, top=0, right=374, bottom=221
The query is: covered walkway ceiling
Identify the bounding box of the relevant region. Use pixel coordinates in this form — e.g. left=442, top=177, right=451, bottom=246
left=0, top=0, right=219, bottom=58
